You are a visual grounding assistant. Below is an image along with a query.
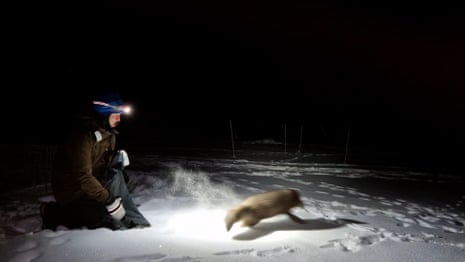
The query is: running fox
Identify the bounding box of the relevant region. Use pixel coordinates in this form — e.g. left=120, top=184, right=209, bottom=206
left=225, top=188, right=306, bottom=231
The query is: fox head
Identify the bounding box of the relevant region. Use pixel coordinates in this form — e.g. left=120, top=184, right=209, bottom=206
left=224, top=207, right=243, bottom=231
left=224, top=207, right=240, bottom=232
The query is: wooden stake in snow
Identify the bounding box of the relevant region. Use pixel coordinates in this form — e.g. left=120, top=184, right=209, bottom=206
left=229, top=120, right=236, bottom=158
left=284, top=123, right=287, bottom=153
left=344, top=127, right=351, bottom=164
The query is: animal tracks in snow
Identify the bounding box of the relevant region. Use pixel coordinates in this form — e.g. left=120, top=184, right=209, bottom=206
left=214, top=246, right=295, bottom=257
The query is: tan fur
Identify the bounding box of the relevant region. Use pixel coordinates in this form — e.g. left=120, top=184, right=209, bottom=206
left=225, top=188, right=305, bottom=231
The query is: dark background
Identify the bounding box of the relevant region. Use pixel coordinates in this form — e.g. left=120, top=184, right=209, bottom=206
left=3, top=1, right=465, bottom=170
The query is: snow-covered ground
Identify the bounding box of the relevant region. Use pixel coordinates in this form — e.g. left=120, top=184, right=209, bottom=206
left=1, top=146, right=464, bottom=262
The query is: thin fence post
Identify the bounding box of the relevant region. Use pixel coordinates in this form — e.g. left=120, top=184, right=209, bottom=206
left=284, top=123, right=287, bottom=153
left=344, top=127, right=351, bottom=163
left=320, top=123, right=331, bottom=145
left=229, top=120, right=236, bottom=158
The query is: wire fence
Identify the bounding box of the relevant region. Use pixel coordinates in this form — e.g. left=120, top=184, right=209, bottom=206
left=0, top=144, right=57, bottom=193
left=1, top=120, right=460, bottom=192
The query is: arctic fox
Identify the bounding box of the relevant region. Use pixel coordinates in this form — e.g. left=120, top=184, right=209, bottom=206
left=225, top=188, right=306, bottom=231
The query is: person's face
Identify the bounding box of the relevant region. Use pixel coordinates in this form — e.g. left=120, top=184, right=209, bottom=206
left=108, top=113, right=121, bottom=128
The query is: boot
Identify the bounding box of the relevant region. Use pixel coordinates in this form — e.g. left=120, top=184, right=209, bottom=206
left=39, top=202, right=62, bottom=231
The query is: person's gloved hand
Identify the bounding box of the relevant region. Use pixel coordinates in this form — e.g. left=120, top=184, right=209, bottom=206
left=105, top=197, right=126, bottom=220
left=112, top=150, right=130, bottom=170
left=118, top=150, right=130, bottom=168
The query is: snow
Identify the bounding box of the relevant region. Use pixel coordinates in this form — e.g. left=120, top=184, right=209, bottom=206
left=1, top=145, right=464, bottom=262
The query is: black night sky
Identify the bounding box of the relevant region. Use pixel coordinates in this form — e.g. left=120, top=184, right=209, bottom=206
left=4, top=1, right=465, bottom=170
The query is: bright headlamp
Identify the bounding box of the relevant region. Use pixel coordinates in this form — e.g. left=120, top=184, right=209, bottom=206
left=93, top=100, right=132, bottom=115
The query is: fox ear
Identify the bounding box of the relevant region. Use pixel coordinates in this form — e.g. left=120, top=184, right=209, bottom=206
left=297, top=201, right=309, bottom=212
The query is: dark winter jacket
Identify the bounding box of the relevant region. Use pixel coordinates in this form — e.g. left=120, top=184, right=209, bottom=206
left=51, top=116, right=117, bottom=205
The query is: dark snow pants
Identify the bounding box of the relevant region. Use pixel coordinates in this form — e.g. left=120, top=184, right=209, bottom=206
left=103, top=168, right=151, bottom=229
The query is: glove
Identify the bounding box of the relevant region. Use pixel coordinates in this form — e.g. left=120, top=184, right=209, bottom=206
left=118, top=150, right=130, bottom=168
left=106, top=197, right=126, bottom=220
left=112, top=150, right=130, bottom=170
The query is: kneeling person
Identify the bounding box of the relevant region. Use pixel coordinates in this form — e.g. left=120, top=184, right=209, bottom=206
left=40, top=91, right=151, bottom=230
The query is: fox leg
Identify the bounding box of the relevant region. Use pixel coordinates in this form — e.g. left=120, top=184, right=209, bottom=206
left=241, top=214, right=260, bottom=228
